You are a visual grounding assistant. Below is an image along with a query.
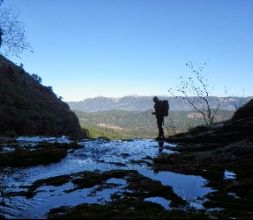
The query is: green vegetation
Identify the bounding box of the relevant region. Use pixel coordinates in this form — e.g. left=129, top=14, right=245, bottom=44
left=85, top=125, right=130, bottom=140
left=75, top=109, right=234, bottom=140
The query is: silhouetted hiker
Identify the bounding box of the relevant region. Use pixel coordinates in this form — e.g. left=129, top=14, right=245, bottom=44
left=152, top=96, right=169, bottom=140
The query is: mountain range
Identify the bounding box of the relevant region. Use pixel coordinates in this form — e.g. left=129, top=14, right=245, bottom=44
left=68, top=96, right=252, bottom=112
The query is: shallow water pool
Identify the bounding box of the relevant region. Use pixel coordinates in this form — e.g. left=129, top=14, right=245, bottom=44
left=1, top=138, right=214, bottom=218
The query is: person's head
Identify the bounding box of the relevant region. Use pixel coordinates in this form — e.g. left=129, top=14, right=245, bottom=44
left=153, top=96, right=159, bottom=103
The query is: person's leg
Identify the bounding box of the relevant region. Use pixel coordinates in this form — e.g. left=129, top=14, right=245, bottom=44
left=159, top=126, right=164, bottom=139
left=156, top=119, right=161, bottom=139
left=157, top=117, right=164, bottom=139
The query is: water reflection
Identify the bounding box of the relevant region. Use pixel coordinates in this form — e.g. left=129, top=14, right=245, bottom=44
left=144, top=197, right=171, bottom=210
left=1, top=138, right=215, bottom=218
left=2, top=178, right=128, bottom=219
left=158, top=140, right=164, bottom=153
left=138, top=169, right=215, bottom=209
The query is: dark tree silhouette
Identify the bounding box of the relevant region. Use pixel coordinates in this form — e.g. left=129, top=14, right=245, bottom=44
left=0, top=3, right=31, bottom=57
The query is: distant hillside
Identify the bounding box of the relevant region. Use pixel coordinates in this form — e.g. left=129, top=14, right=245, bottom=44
left=0, top=55, right=84, bottom=139
left=68, top=96, right=251, bottom=112
left=75, top=109, right=234, bottom=139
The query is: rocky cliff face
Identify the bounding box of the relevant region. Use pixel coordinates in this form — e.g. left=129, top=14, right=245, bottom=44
left=0, top=55, right=84, bottom=139
left=232, top=99, right=253, bottom=120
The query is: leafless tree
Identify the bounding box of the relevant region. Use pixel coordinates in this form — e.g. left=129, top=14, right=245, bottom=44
left=169, top=62, right=220, bottom=126
left=0, top=5, right=31, bottom=57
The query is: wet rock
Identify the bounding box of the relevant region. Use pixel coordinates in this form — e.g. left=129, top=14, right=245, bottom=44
left=232, top=99, right=253, bottom=120
left=0, top=142, right=82, bottom=168
left=71, top=170, right=134, bottom=191
left=47, top=200, right=208, bottom=219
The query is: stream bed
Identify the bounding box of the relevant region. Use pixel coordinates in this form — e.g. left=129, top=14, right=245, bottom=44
left=0, top=138, right=215, bottom=219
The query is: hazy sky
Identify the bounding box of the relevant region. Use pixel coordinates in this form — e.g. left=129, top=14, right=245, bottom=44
left=3, top=0, right=253, bottom=101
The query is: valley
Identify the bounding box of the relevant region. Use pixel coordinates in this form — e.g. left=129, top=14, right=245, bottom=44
left=75, top=109, right=234, bottom=139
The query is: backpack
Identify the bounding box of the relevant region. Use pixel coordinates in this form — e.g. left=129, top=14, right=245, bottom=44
left=160, top=100, right=169, bottom=117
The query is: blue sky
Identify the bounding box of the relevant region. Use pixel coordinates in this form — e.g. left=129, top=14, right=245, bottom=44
left=3, top=0, right=253, bottom=101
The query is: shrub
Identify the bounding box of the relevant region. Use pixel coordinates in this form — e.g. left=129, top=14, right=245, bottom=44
left=31, top=73, right=42, bottom=84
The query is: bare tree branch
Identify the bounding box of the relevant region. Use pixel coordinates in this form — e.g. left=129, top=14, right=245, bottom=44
left=169, top=62, right=221, bottom=126
left=0, top=6, right=31, bottom=57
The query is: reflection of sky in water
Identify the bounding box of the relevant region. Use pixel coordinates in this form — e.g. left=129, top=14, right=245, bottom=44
left=138, top=169, right=214, bottom=200
left=16, top=136, right=72, bottom=144
left=224, top=170, right=236, bottom=180
left=5, top=139, right=176, bottom=188
left=0, top=146, right=15, bottom=153
left=1, top=139, right=215, bottom=218
left=3, top=178, right=128, bottom=219
left=138, top=169, right=215, bottom=209
left=144, top=197, right=171, bottom=210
